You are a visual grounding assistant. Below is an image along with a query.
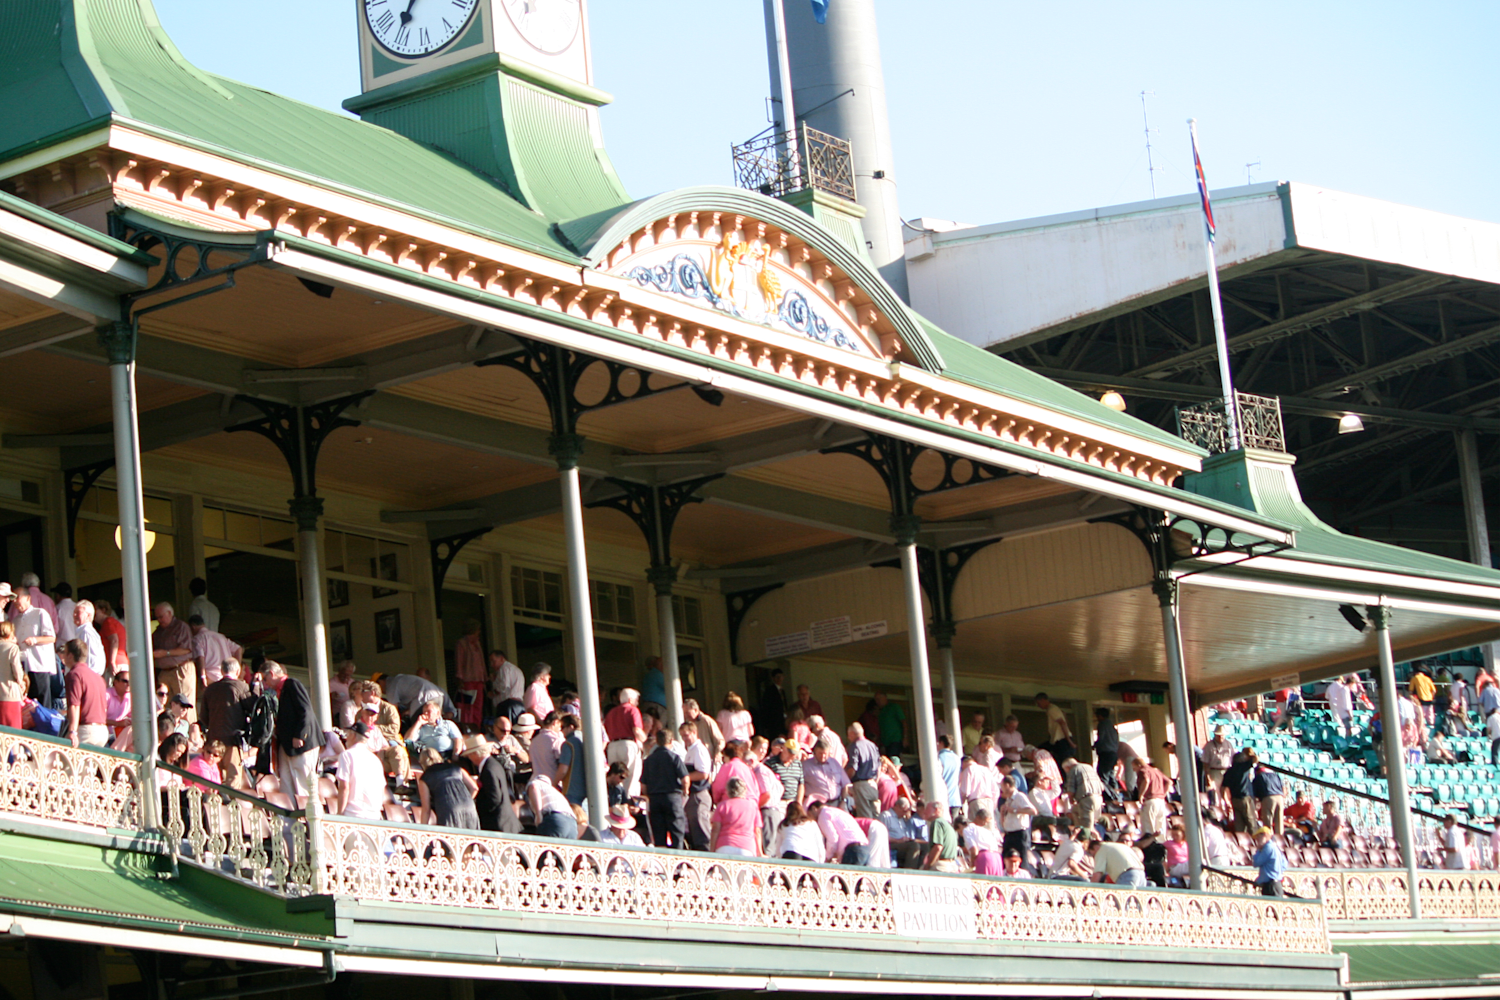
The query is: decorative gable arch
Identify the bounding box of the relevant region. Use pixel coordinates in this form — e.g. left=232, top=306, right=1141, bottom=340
left=565, top=187, right=943, bottom=370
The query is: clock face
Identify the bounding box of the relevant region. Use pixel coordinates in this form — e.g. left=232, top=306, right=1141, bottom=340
left=365, top=0, right=480, bottom=59
left=501, top=0, right=582, bottom=55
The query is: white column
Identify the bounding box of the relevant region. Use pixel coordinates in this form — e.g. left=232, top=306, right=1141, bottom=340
left=1456, top=428, right=1496, bottom=670
left=937, top=633, right=961, bottom=752
left=655, top=583, right=685, bottom=736
left=1157, top=580, right=1204, bottom=890
left=559, top=459, right=608, bottom=830
left=1372, top=604, right=1422, bottom=919
left=103, top=322, right=157, bottom=829
left=290, top=497, right=332, bottom=733
left=896, top=530, right=941, bottom=805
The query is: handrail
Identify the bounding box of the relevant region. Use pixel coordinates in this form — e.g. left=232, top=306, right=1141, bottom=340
left=1203, top=864, right=1305, bottom=899
left=1260, top=760, right=1491, bottom=837
left=155, top=760, right=301, bottom=817
left=0, top=722, right=142, bottom=762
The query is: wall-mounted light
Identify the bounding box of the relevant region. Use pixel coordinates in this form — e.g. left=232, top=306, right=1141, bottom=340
left=1338, top=413, right=1365, bottom=435
left=1100, top=391, right=1127, bottom=412
left=114, top=524, right=157, bottom=554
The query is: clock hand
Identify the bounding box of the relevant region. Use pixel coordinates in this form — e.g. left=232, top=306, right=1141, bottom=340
left=400, top=0, right=418, bottom=25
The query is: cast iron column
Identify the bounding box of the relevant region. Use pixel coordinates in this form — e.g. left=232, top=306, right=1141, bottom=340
left=650, top=565, right=685, bottom=736
left=1155, top=577, right=1204, bottom=891
left=101, top=321, right=158, bottom=828
left=934, top=619, right=961, bottom=753
left=555, top=433, right=609, bottom=830
left=894, top=515, right=941, bottom=806
left=1372, top=604, right=1422, bottom=919
left=290, top=493, right=332, bottom=734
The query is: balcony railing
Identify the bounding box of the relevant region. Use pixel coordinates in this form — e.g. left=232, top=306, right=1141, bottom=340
left=1207, top=867, right=1500, bottom=922
left=1175, top=391, right=1287, bottom=454
left=731, top=124, right=857, bottom=202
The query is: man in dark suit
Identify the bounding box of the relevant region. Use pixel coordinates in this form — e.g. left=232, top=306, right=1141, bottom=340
left=756, top=668, right=788, bottom=740
left=263, top=660, right=324, bottom=805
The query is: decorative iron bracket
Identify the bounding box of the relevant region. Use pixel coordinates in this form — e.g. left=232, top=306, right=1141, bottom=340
left=822, top=433, right=1011, bottom=519
left=431, top=527, right=495, bottom=592
left=726, top=582, right=786, bottom=665
left=225, top=392, right=373, bottom=501
left=109, top=214, right=272, bottom=315
left=477, top=335, right=679, bottom=445
left=588, top=476, right=723, bottom=594
left=1094, top=505, right=1291, bottom=580
left=64, top=460, right=116, bottom=558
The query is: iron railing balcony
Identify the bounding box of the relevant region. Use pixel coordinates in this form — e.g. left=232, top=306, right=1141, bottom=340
left=731, top=123, right=856, bottom=202
left=1175, top=390, right=1287, bottom=454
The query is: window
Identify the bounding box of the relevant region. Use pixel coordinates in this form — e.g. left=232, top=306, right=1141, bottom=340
left=591, top=579, right=636, bottom=635
left=0, top=477, right=41, bottom=506
left=672, top=593, right=704, bottom=639
left=203, top=503, right=292, bottom=553
left=511, top=565, right=563, bottom=624
left=325, top=529, right=411, bottom=591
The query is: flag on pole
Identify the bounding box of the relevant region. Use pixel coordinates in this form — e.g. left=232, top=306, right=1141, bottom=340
left=810, top=0, right=829, bottom=24
left=1189, top=119, right=1216, bottom=242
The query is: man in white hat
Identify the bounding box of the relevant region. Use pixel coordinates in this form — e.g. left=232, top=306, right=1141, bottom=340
left=601, top=803, right=646, bottom=847
left=460, top=733, right=522, bottom=834
left=335, top=722, right=387, bottom=819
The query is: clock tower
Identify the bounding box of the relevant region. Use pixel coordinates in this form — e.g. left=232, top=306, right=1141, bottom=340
left=344, top=0, right=626, bottom=221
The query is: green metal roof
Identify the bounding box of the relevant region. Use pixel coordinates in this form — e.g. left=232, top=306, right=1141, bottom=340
left=0, top=188, right=153, bottom=266
left=0, top=832, right=329, bottom=942
left=0, top=0, right=577, bottom=262
left=916, top=315, right=1210, bottom=456
left=1187, top=450, right=1500, bottom=591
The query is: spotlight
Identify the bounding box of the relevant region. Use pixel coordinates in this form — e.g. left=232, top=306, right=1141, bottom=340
left=1099, top=390, right=1127, bottom=412
left=1338, top=604, right=1369, bottom=633
left=1337, top=413, right=1365, bottom=435
left=691, top=385, right=725, bottom=407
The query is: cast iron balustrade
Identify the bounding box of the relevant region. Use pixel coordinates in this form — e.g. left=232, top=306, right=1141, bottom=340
left=1175, top=391, right=1287, bottom=454
left=731, top=124, right=857, bottom=202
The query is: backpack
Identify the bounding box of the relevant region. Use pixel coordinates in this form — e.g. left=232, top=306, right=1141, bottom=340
left=240, top=691, right=277, bottom=748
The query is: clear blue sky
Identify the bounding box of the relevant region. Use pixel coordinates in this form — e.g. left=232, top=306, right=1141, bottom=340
left=153, top=1, right=1500, bottom=226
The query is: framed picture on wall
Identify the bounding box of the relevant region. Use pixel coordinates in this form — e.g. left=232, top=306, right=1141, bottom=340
left=375, top=608, right=402, bottom=652
left=371, top=552, right=399, bottom=599
left=329, top=619, right=352, bottom=662
left=327, top=576, right=349, bottom=609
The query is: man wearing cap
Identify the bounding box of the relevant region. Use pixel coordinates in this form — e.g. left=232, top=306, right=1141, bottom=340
left=151, top=603, right=196, bottom=718
left=1251, top=825, right=1286, bottom=896
left=639, top=728, right=689, bottom=848
left=335, top=722, right=387, bottom=819
left=460, top=733, right=521, bottom=834
left=189, top=614, right=241, bottom=689
left=166, top=693, right=193, bottom=736
left=1062, top=755, right=1103, bottom=838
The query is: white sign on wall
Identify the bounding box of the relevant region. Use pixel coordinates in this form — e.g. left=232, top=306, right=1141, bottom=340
left=765, top=617, right=891, bottom=659
left=889, top=874, right=976, bottom=940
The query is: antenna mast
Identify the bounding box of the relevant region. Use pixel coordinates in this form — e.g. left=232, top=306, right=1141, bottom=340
left=1141, top=90, right=1158, bottom=198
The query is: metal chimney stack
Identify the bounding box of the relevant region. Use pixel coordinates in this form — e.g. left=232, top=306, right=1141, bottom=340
left=783, top=0, right=909, bottom=301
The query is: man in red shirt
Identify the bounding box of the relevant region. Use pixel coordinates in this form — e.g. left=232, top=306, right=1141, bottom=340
left=604, top=686, right=646, bottom=797
left=61, top=638, right=108, bottom=747
left=1133, top=758, right=1171, bottom=839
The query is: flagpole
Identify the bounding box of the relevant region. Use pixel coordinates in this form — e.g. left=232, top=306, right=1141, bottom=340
left=1189, top=118, right=1240, bottom=451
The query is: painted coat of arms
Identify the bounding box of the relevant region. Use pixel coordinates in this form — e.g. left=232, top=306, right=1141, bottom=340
left=623, top=235, right=867, bottom=355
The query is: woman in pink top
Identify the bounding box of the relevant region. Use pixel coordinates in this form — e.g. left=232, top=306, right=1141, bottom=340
left=185, top=740, right=225, bottom=791
left=717, top=691, right=754, bottom=743
left=710, top=777, right=762, bottom=856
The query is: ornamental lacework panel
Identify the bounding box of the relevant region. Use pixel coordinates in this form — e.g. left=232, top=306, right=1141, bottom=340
left=1207, top=868, right=1500, bottom=921
left=0, top=731, right=140, bottom=829
left=158, top=774, right=316, bottom=897
left=317, top=820, right=1328, bottom=954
